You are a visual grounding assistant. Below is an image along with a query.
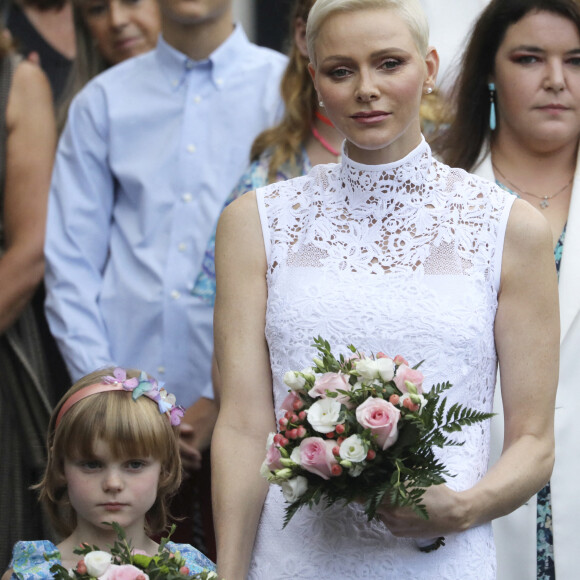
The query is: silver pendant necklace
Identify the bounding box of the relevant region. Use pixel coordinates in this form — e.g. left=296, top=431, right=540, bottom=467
left=492, top=162, right=573, bottom=209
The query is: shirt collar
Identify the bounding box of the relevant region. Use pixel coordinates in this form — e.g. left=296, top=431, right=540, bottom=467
left=156, top=25, right=251, bottom=91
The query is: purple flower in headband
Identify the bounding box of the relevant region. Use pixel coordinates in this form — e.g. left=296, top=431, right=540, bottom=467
left=103, top=367, right=139, bottom=390
left=169, top=406, right=185, bottom=426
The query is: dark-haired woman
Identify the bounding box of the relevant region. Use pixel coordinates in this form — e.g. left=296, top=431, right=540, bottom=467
left=0, top=32, right=57, bottom=571
left=7, top=0, right=75, bottom=103
left=437, top=0, right=580, bottom=577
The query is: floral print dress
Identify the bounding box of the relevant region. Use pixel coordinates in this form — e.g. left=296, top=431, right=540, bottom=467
left=496, top=180, right=564, bottom=580
left=8, top=540, right=216, bottom=579
left=191, top=148, right=311, bottom=306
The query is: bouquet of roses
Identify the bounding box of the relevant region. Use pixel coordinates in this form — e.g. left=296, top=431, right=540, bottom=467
left=261, top=337, right=493, bottom=539
left=48, top=523, right=218, bottom=580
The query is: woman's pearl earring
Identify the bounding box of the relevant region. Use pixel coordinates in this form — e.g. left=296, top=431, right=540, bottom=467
left=424, top=87, right=433, bottom=95
left=319, top=100, right=324, bottom=108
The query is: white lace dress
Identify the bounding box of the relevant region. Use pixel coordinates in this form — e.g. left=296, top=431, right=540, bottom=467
left=249, top=139, right=515, bottom=579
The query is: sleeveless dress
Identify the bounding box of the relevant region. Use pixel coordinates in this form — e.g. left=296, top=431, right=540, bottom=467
left=249, top=138, right=515, bottom=579
left=8, top=540, right=216, bottom=578
left=0, top=55, right=55, bottom=573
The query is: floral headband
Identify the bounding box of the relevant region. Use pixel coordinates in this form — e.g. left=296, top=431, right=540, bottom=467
left=55, top=368, right=185, bottom=428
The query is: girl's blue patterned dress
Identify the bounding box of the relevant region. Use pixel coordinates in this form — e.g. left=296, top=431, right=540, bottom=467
left=8, top=540, right=215, bottom=579
left=496, top=180, right=564, bottom=580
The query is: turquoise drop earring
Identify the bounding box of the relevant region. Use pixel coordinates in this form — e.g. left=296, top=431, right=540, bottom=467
left=488, top=82, right=497, bottom=130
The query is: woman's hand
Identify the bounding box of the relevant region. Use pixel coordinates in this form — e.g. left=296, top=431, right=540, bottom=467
left=375, top=484, right=471, bottom=538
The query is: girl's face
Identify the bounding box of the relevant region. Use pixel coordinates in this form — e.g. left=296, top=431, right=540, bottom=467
left=493, top=10, right=580, bottom=152
left=64, top=438, right=161, bottom=537
left=309, top=7, right=437, bottom=165
left=81, top=0, right=160, bottom=66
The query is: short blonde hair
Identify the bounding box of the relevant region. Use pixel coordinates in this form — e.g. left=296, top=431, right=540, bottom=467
left=37, top=368, right=182, bottom=537
left=306, top=0, right=430, bottom=64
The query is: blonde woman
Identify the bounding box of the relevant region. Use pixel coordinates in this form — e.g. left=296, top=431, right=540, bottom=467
left=212, top=0, right=558, bottom=578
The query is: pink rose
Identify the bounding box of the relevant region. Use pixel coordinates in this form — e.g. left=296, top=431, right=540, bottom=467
left=356, top=397, right=400, bottom=450
left=280, top=391, right=301, bottom=413
left=394, top=364, right=424, bottom=394
left=100, top=564, right=149, bottom=579
left=292, top=437, right=337, bottom=479
left=265, top=439, right=283, bottom=471
left=393, top=355, right=409, bottom=366
left=308, top=372, right=351, bottom=405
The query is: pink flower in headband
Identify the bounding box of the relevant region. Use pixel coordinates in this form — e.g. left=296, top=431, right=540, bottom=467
left=169, top=406, right=185, bottom=426
left=103, top=367, right=139, bottom=390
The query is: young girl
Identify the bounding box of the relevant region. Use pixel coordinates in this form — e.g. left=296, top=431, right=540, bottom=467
left=2, top=367, right=216, bottom=579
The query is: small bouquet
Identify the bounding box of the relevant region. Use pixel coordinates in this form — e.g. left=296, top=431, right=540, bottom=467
left=48, top=523, right=218, bottom=580
left=261, top=337, right=492, bottom=546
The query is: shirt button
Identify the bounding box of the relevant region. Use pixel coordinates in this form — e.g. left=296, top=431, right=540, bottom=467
left=187, top=144, right=196, bottom=154
left=171, top=290, right=181, bottom=300
left=185, top=61, right=194, bottom=70
left=157, top=366, right=166, bottom=374
left=216, top=78, right=224, bottom=86
left=194, top=96, right=202, bottom=103
left=182, top=193, right=192, bottom=202
left=178, top=242, right=187, bottom=252
left=172, top=79, right=179, bottom=87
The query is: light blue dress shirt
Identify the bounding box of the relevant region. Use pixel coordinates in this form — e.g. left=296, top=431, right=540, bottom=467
left=45, top=28, right=287, bottom=407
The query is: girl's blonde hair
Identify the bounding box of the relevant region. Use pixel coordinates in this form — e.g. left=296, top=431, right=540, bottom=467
left=37, top=368, right=182, bottom=537
left=306, top=0, right=430, bottom=64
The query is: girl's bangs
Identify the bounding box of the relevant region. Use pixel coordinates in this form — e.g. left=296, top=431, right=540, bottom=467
left=58, top=391, right=174, bottom=461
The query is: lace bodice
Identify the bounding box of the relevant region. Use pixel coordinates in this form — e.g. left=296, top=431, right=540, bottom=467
left=249, top=140, right=515, bottom=579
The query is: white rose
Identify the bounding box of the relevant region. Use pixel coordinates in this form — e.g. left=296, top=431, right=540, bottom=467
left=84, top=551, right=112, bottom=577
left=375, top=357, right=395, bottom=381
left=355, top=358, right=378, bottom=380
left=307, top=398, right=341, bottom=433
left=283, top=371, right=307, bottom=392
left=339, top=434, right=367, bottom=463
left=300, top=367, right=316, bottom=381
left=281, top=475, right=309, bottom=502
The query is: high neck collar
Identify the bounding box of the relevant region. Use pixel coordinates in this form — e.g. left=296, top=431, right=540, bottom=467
left=337, top=138, right=432, bottom=203
left=340, top=137, right=430, bottom=175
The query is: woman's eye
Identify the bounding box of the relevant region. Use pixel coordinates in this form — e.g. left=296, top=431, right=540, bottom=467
left=514, top=55, right=539, bottom=65
left=85, top=3, right=108, bottom=16
left=329, top=68, right=350, bottom=79
left=381, top=59, right=402, bottom=70
left=567, top=56, right=580, bottom=67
